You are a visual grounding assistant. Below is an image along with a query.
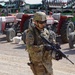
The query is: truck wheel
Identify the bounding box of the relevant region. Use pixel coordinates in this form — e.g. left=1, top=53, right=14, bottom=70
left=68, top=32, right=74, bottom=49
left=6, top=28, right=15, bottom=42
left=60, top=21, right=74, bottom=43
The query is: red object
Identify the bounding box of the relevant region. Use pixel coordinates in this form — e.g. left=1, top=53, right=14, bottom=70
left=1, top=22, right=6, bottom=32
left=1, top=16, right=16, bottom=32
left=16, top=10, right=19, bottom=13
left=57, top=15, right=67, bottom=34
left=49, top=12, right=53, bottom=15
left=47, top=16, right=54, bottom=25
left=20, top=14, right=32, bottom=32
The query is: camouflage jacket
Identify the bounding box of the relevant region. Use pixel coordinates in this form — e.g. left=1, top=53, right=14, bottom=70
left=26, top=26, right=56, bottom=63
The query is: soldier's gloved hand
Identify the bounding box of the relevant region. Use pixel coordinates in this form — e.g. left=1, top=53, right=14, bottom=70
left=44, top=44, right=53, bottom=51
left=55, top=52, right=62, bottom=60
left=52, top=51, right=62, bottom=60
left=55, top=43, right=61, bottom=49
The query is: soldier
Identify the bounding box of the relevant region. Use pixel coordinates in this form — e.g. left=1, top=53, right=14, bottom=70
left=26, top=11, right=62, bottom=75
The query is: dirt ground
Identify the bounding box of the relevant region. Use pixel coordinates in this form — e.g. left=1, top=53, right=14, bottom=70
left=0, top=34, right=75, bottom=75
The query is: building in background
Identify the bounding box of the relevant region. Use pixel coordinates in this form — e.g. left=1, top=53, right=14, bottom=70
left=4, top=0, right=26, bottom=13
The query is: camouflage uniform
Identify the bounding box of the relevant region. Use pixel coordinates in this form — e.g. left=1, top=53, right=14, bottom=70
left=26, top=12, right=56, bottom=75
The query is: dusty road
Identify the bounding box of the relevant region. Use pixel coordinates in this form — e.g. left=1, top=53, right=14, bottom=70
left=0, top=34, right=75, bottom=75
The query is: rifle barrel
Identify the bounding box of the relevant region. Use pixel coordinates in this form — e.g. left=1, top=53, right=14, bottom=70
left=40, top=35, right=74, bottom=65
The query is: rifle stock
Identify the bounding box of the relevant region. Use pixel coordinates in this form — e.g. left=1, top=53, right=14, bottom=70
left=40, top=35, right=74, bottom=65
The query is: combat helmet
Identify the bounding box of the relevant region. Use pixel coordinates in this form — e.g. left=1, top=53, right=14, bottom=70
left=33, top=12, right=47, bottom=22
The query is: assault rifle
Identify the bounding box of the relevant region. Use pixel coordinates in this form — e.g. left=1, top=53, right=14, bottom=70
left=40, top=34, right=74, bottom=65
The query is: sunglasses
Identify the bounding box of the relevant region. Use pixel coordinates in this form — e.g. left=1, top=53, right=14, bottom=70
left=38, top=20, right=47, bottom=24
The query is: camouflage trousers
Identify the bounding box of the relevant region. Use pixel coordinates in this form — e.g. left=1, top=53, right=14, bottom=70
left=29, top=62, right=53, bottom=75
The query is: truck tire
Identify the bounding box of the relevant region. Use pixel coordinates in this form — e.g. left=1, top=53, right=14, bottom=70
left=68, top=32, right=75, bottom=49
left=68, top=35, right=74, bottom=49
left=60, top=21, right=74, bottom=43
left=6, top=28, right=15, bottom=42
left=22, top=30, right=26, bottom=44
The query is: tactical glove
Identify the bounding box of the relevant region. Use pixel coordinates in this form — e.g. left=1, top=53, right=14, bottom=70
left=55, top=43, right=61, bottom=49
left=44, top=44, right=53, bottom=51
left=55, top=52, right=62, bottom=60
left=52, top=51, right=62, bottom=60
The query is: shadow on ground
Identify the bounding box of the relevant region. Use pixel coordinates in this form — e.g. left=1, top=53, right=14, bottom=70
left=64, top=49, right=75, bottom=55
left=0, top=36, right=8, bottom=43
left=13, top=44, right=26, bottom=50
left=0, top=36, right=6, bottom=41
